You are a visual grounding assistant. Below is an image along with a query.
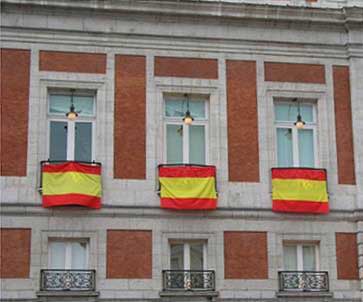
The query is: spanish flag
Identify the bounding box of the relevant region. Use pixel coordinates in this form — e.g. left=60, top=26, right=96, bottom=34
left=159, top=165, right=217, bottom=210
left=42, top=162, right=102, bottom=209
left=272, top=168, right=329, bottom=214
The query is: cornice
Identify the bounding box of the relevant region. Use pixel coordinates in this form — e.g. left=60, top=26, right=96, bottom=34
left=0, top=203, right=360, bottom=223
left=2, top=26, right=362, bottom=59
left=1, top=0, right=362, bottom=26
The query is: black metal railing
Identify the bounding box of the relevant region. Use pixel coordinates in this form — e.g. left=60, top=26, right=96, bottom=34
left=162, top=270, right=215, bottom=291
left=40, top=269, right=96, bottom=291
left=278, top=271, right=329, bottom=292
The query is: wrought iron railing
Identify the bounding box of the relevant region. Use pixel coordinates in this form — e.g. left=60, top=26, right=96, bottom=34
left=162, top=270, right=215, bottom=291
left=278, top=271, right=329, bottom=292
left=40, top=270, right=96, bottom=291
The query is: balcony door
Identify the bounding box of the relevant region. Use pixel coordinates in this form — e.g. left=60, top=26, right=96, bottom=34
left=48, top=240, right=88, bottom=270
left=169, top=241, right=207, bottom=289
left=283, top=243, right=319, bottom=271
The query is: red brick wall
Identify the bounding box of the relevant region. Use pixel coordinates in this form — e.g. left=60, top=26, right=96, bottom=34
left=155, top=57, right=218, bottom=79
left=114, top=55, right=146, bottom=179
left=0, top=228, right=31, bottom=278
left=264, top=62, right=325, bottom=84
left=333, top=66, right=356, bottom=185
left=1, top=49, right=30, bottom=176
left=39, top=50, right=106, bottom=74
left=224, top=231, right=268, bottom=279
left=106, top=230, right=152, bottom=279
left=336, top=233, right=359, bottom=280
left=226, top=60, right=260, bottom=182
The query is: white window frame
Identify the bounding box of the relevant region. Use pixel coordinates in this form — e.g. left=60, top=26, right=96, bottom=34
left=163, top=95, right=209, bottom=164
left=274, top=100, right=318, bottom=167
left=47, top=89, right=96, bottom=162
left=48, top=238, right=89, bottom=270
left=283, top=242, right=320, bottom=271
left=169, top=240, right=208, bottom=271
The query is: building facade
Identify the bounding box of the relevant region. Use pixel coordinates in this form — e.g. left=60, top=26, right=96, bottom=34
left=1, top=0, right=362, bottom=301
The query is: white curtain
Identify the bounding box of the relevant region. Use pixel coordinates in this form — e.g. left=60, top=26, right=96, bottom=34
left=277, top=128, right=293, bottom=167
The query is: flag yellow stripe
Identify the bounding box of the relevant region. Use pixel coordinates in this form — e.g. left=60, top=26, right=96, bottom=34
left=160, top=177, right=217, bottom=199
left=272, top=179, right=328, bottom=202
left=43, top=172, right=101, bottom=197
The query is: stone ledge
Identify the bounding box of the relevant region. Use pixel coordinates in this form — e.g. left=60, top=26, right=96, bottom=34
left=276, top=291, right=333, bottom=298
left=160, top=290, right=219, bottom=297
left=36, top=291, right=100, bottom=297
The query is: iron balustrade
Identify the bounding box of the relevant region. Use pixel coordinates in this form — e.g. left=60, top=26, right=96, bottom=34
left=278, top=271, right=329, bottom=292
left=162, top=270, right=215, bottom=291
left=40, top=269, right=96, bottom=291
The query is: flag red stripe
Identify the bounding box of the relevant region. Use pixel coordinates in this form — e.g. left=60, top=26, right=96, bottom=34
left=160, top=198, right=216, bottom=210
left=42, top=162, right=101, bottom=175
left=42, top=194, right=101, bottom=209
left=159, top=166, right=216, bottom=178
left=273, top=200, right=329, bottom=214
left=272, top=168, right=326, bottom=181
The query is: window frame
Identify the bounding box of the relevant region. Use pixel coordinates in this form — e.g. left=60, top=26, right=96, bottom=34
left=46, top=89, right=96, bottom=162
left=163, top=95, right=209, bottom=165
left=274, top=100, right=318, bottom=168
left=283, top=242, right=320, bottom=271
left=48, top=238, right=89, bottom=270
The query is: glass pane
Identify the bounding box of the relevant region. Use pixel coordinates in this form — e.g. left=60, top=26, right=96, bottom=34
left=277, top=128, right=293, bottom=167
left=49, top=121, right=67, bottom=161
left=298, top=129, right=315, bottom=167
left=49, top=242, right=66, bottom=269
left=167, top=124, right=183, bottom=164
left=275, top=103, right=313, bottom=123
left=303, top=246, right=316, bottom=271
left=190, top=243, right=204, bottom=270
left=71, top=242, right=87, bottom=269
left=283, top=245, right=297, bottom=271
left=189, top=125, right=205, bottom=164
left=165, top=98, right=205, bottom=119
left=170, top=244, right=184, bottom=270
left=49, top=94, right=94, bottom=116
left=75, top=122, right=92, bottom=162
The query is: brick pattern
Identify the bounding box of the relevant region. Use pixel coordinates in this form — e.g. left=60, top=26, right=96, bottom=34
left=39, top=50, right=107, bottom=74
left=1, top=49, right=30, bottom=176
left=226, top=60, right=260, bottom=182
left=224, top=231, right=268, bottom=279
left=155, top=56, right=218, bottom=79
left=114, top=55, right=146, bottom=179
left=0, top=228, right=31, bottom=278
left=335, top=233, right=359, bottom=280
left=106, top=230, right=152, bottom=279
left=333, top=66, right=356, bottom=185
left=264, top=62, right=326, bottom=84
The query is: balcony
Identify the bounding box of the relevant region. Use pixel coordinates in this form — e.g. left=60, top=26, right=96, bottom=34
left=278, top=271, right=329, bottom=292
left=40, top=269, right=96, bottom=291
left=162, top=270, right=215, bottom=291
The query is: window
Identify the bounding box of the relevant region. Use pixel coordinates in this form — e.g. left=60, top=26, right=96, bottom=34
left=48, top=90, right=95, bottom=162
left=283, top=243, right=319, bottom=271
left=48, top=239, right=88, bottom=270
left=164, top=95, right=208, bottom=164
left=274, top=100, right=317, bottom=167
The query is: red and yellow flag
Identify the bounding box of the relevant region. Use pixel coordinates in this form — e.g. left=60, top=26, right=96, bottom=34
left=159, top=165, right=217, bottom=210
left=272, top=168, right=329, bottom=214
left=42, top=162, right=102, bottom=209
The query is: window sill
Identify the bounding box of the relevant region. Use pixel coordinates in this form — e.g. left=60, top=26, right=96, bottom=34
left=36, top=291, right=99, bottom=298
left=276, top=291, right=333, bottom=298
